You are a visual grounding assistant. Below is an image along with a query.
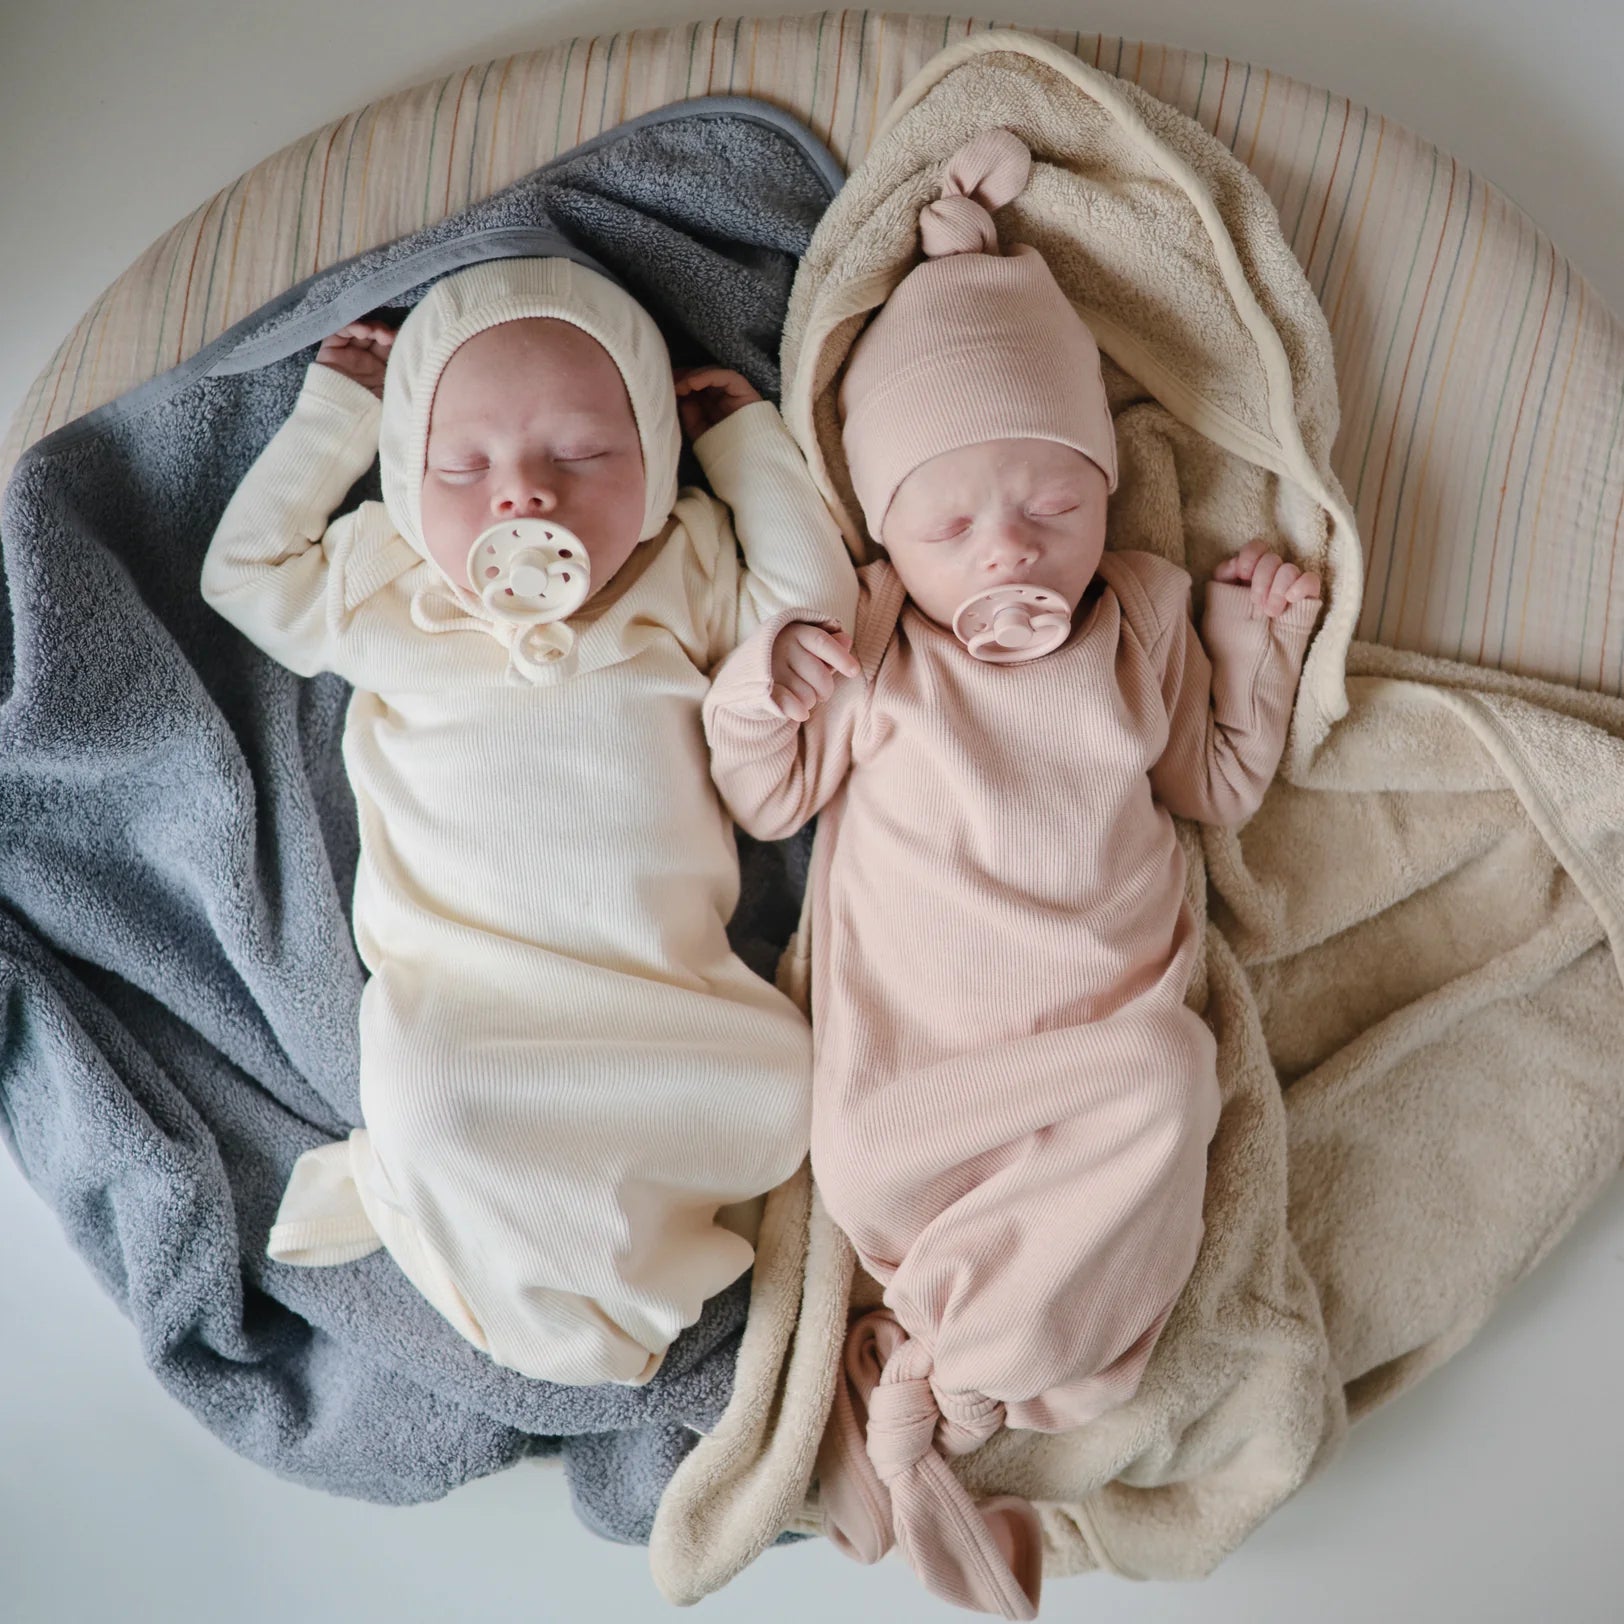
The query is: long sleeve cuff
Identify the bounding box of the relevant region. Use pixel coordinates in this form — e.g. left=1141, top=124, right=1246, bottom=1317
left=705, top=606, right=840, bottom=725
left=691, top=398, right=790, bottom=495
left=241, top=361, right=382, bottom=510
left=299, top=359, right=386, bottom=424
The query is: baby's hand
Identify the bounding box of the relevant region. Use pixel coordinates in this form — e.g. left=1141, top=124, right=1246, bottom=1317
left=315, top=320, right=396, bottom=400
left=770, top=622, right=860, bottom=723
left=1213, top=538, right=1322, bottom=618
left=674, top=365, right=763, bottom=440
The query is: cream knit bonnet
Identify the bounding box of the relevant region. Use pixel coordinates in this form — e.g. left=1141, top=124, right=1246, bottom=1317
left=378, top=256, right=682, bottom=561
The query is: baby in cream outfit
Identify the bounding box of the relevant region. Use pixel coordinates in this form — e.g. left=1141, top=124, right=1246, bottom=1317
left=202, top=256, right=857, bottom=1386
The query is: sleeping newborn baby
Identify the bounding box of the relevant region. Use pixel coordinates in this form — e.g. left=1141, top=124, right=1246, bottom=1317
left=202, top=256, right=857, bottom=1386
left=702, top=132, right=1322, bottom=1612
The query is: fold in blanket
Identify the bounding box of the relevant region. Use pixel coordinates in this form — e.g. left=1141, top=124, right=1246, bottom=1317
left=0, top=98, right=839, bottom=1525
left=648, top=34, right=1624, bottom=1606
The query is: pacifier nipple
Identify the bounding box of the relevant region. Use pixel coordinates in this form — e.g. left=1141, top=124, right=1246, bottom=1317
left=951, top=584, right=1073, bottom=664
left=467, top=519, right=591, bottom=627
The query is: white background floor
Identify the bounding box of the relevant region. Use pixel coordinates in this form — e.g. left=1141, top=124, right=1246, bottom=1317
left=3, top=4, right=1622, bottom=1622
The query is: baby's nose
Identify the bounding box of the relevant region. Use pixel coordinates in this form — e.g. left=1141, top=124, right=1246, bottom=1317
left=982, top=525, right=1037, bottom=569
left=493, top=472, right=558, bottom=516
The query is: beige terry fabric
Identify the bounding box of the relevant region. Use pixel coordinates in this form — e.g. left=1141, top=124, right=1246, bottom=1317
left=649, top=30, right=1624, bottom=1603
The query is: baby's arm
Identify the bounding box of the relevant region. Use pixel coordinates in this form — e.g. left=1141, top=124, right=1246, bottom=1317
left=703, top=611, right=865, bottom=842
left=680, top=369, right=859, bottom=645
left=201, top=323, right=396, bottom=678
left=1147, top=542, right=1322, bottom=826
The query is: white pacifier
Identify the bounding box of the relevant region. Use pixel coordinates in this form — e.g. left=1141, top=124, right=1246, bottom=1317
left=466, top=518, right=591, bottom=627
left=951, top=583, right=1073, bottom=664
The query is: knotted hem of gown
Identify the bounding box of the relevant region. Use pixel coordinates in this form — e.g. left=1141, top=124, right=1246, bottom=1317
left=815, top=1308, right=1044, bottom=1621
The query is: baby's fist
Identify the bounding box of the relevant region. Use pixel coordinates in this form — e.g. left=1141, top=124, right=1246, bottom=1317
left=675, top=365, right=763, bottom=440
left=770, top=622, right=859, bottom=723
left=315, top=320, right=396, bottom=400
left=1213, top=538, right=1322, bottom=618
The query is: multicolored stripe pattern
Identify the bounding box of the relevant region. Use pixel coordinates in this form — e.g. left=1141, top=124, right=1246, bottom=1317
left=9, top=11, right=1622, bottom=691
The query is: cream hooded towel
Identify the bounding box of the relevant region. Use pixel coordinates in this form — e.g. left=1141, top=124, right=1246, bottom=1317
left=202, top=256, right=859, bottom=1388
left=647, top=32, right=1624, bottom=1605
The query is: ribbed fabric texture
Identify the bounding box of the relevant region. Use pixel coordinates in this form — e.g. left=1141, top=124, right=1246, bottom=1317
left=703, top=550, right=1318, bottom=1610
left=201, top=366, right=858, bottom=1387
left=838, top=131, right=1117, bottom=538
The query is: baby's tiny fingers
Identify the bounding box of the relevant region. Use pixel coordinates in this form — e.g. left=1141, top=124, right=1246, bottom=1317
left=1217, top=541, right=1264, bottom=583
left=786, top=641, right=834, bottom=686
left=787, top=676, right=821, bottom=714
left=771, top=683, right=811, bottom=723
left=797, top=626, right=861, bottom=678
left=781, top=644, right=822, bottom=691
left=1285, top=571, right=1322, bottom=603
left=1224, top=538, right=1267, bottom=579
left=1249, top=552, right=1282, bottom=602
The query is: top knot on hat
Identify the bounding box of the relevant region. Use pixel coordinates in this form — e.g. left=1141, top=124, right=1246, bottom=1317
left=918, top=128, right=1033, bottom=258
left=838, top=130, right=1119, bottom=541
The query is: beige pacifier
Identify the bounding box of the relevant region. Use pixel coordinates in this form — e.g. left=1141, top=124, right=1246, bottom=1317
left=467, top=519, right=590, bottom=624
left=951, top=584, right=1072, bottom=663
left=464, top=519, right=590, bottom=670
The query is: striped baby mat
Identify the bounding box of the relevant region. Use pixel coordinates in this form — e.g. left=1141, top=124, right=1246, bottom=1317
left=6, top=10, right=1623, bottom=693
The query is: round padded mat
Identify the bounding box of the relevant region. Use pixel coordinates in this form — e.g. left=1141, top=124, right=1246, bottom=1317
left=7, top=9, right=1623, bottom=693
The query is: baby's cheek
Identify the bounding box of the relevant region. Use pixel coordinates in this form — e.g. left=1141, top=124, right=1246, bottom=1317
left=419, top=484, right=479, bottom=581
left=590, top=467, right=648, bottom=541
left=884, top=543, right=966, bottom=623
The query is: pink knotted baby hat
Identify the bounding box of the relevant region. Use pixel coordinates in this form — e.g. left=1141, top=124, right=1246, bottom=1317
left=838, top=128, right=1118, bottom=540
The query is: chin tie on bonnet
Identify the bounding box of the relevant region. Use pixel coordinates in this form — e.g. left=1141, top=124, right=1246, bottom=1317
left=817, top=1310, right=1043, bottom=1621
left=407, top=525, right=587, bottom=682
left=414, top=517, right=593, bottom=682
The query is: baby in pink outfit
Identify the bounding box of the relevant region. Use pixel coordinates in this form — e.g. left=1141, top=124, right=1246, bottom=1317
left=702, top=131, right=1322, bottom=1618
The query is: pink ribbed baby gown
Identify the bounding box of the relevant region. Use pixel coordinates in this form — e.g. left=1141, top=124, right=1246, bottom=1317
left=703, top=547, right=1319, bottom=1618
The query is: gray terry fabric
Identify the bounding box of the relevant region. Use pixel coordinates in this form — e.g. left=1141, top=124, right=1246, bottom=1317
left=564, top=1424, right=807, bottom=1549
left=0, top=97, right=838, bottom=1521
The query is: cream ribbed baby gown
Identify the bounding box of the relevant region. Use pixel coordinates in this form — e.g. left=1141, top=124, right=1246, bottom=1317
left=203, top=364, right=857, bottom=1386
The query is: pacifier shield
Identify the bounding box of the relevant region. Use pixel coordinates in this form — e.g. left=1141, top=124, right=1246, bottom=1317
left=467, top=519, right=591, bottom=625
left=952, top=584, right=1073, bottom=663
